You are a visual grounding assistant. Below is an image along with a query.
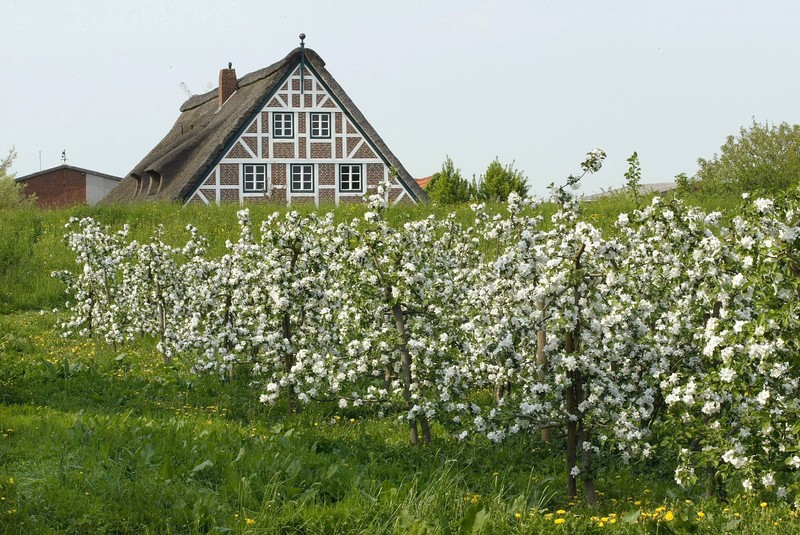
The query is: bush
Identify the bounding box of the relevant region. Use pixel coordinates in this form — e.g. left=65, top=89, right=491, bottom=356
left=0, top=148, right=37, bottom=210
left=693, top=119, right=800, bottom=195
left=426, top=157, right=473, bottom=205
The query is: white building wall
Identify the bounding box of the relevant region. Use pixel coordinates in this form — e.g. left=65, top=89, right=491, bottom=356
left=86, top=174, right=122, bottom=205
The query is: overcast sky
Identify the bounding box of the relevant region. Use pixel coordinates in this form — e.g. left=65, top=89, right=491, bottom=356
left=3, top=1, right=799, bottom=196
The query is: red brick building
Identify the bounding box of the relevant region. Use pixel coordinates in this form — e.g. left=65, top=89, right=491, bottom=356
left=105, top=38, right=426, bottom=206
left=16, top=165, right=122, bottom=208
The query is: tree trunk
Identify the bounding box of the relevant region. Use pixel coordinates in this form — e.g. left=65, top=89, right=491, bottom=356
left=384, top=366, right=393, bottom=392
left=704, top=464, right=717, bottom=499
left=392, top=302, right=428, bottom=445
left=159, top=304, right=172, bottom=365
left=566, top=371, right=578, bottom=500
left=282, top=310, right=299, bottom=414
left=565, top=244, right=585, bottom=500
left=581, top=428, right=597, bottom=506
left=536, top=300, right=550, bottom=442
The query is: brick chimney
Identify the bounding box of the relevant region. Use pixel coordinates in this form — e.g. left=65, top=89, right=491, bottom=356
left=218, top=63, right=237, bottom=106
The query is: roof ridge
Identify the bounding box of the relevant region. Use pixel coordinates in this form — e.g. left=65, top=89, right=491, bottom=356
left=179, top=48, right=312, bottom=112
left=16, top=164, right=122, bottom=183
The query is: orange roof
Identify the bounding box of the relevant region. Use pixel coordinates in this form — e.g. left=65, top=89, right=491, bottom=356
left=415, top=175, right=432, bottom=189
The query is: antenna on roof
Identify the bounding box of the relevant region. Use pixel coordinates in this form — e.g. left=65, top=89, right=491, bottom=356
left=61, top=150, right=67, bottom=164
left=179, top=82, right=193, bottom=98
left=299, top=33, right=306, bottom=95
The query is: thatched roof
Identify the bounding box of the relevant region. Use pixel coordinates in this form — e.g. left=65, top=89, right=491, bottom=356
left=104, top=47, right=426, bottom=204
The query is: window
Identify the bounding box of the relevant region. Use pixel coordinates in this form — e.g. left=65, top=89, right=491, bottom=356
left=310, top=112, right=331, bottom=138
left=291, top=164, right=314, bottom=192
left=273, top=112, right=294, bottom=138
left=339, top=164, right=363, bottom=192
left=243, top=164, right=267, bottom=192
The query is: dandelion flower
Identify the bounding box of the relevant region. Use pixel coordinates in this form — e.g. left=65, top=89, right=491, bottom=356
left=664, top=511, right=674, bottom=522
left=554, top=518, right=566, bottom=524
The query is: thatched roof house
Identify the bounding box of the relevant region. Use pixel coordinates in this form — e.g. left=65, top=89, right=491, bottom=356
left=105, top=41, right=426, bottom=206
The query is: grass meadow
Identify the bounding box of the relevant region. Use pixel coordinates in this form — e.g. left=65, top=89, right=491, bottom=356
left=2, top=193, right=798, bottom=533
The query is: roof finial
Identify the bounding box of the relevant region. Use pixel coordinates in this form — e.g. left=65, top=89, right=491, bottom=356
left=228, top=62, right=232, bottom=69
left=299, top=33, right=307, bottom=95
left=61, top=150, right=67, bottom=164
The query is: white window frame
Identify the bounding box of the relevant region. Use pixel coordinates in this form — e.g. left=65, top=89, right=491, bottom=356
left=339, top=164, right=363, bottom=193
left=243, top=164, right=267, bottom=192
left=291, top=164, right=314, bottom=193
left=273, top=112, right=294, bottom=138
left=310, top=112, right=331, bottom=139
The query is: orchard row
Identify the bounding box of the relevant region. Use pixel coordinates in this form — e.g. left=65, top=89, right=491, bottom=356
left=55, top=151, right=800, bottom=505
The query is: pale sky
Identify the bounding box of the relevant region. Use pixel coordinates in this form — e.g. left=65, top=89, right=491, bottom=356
left=3, top=1, right=799, bottom=196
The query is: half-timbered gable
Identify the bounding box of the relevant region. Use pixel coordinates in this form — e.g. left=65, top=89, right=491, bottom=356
left=104, top=42, right=426, bottom=206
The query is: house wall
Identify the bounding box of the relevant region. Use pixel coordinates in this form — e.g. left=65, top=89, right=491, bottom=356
left=187, top=65, right=413, bottom=207
left=20, top=168, right=86, bottom=208
left=85, top=173, right=121, bottom=205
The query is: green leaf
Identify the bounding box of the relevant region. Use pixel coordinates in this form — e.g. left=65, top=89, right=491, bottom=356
left=460, top=504, right=488, bottom=534
left=724, top=517, right=742, bottom=532
left=160, top=455, right=174, bottom=480
left=191, top=459, right=214, bottom=473
left=622, top=509, right=641, bottom=524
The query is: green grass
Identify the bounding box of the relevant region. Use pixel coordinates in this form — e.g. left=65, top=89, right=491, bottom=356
left=2, top=196, right=798, bottom=533
left=2, top=312, right=798, bottom=533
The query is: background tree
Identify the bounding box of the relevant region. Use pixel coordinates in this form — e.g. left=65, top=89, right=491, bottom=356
left=425, top=156, right=473, bottom=205
left=0, top=147, right=36, bottom=209
left=473, top=158, right=529, bottom=202
left=694, top=119, right=800, bottom=194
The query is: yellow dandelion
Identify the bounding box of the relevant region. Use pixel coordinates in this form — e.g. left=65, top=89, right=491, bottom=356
left=760, top=502, right=768, bottom=508
left=556, top=509, right=566, bottom=515
left=514, top=513, right=522, bottom=519
left=554, top=518, right=566, bottom=524
left=246, top=518, right=255, bottom=525
left=664, top=511, right=674, bottom=521
left=697, top=511, right=705, bottom=519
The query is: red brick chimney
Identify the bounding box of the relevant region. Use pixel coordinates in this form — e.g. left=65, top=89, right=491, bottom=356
left=218, top=63, right=237, bottom=106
